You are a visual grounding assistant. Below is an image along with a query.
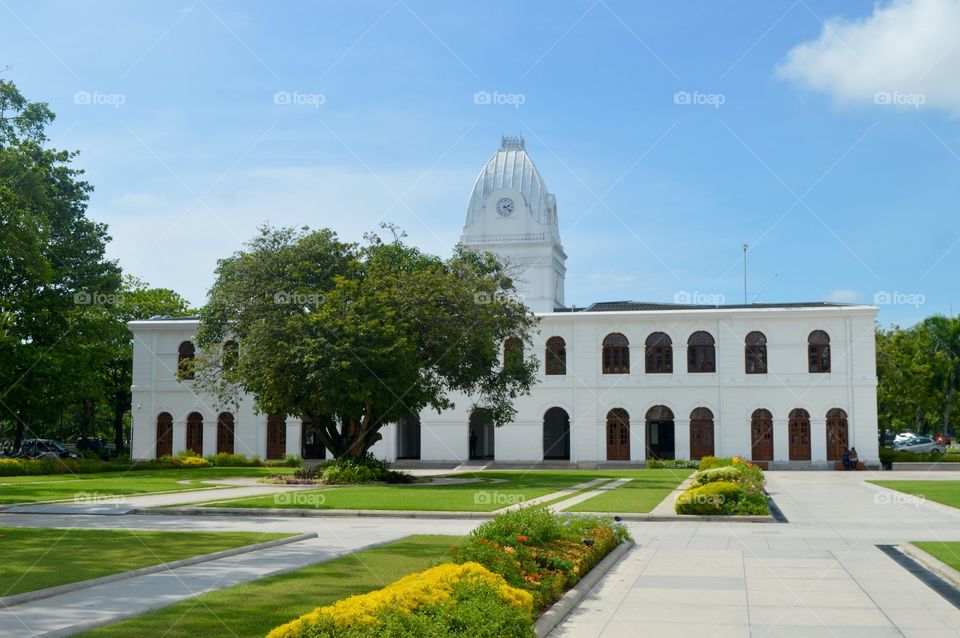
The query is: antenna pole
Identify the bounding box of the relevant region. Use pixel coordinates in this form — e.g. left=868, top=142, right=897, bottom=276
left=742, top=243, right=748, bottom=304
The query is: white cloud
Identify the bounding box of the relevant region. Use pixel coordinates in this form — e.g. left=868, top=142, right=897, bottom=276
left=777, top=0, right=960, bottom=114
left=826, top=289, right=863, bottom=303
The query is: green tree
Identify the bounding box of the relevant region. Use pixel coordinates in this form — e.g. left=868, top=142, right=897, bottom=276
left=0, top=79, right=121, bottom=449
left=194, top=225, right=539, bottom=459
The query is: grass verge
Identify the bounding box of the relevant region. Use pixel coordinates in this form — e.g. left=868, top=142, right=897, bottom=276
left=870, top=480, right=960, bottom=510
left=0, top=527, right=289, bottom=596
left=912, top=541, right=960, bottom=572
left=563, top=473, right=688, bottom=513
left=78, top=534, right=461, bottom=638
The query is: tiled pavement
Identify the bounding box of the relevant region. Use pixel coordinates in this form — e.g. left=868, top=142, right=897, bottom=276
left=551, top=471, right=960, bottom=637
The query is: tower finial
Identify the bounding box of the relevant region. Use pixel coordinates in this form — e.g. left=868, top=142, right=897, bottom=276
left=500, top=135, right=525, bottom=150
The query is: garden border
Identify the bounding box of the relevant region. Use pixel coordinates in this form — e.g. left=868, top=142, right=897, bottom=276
left=0, top=532, right=318, bottom=609
left=534, top=540, right=635, bottom=637
left=900, top=543, right=960, bottom=590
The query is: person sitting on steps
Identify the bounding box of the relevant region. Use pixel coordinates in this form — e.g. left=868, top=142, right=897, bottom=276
left=842, top=447, right=853, bottom=470
left=848, top=447, right=859, bottom=470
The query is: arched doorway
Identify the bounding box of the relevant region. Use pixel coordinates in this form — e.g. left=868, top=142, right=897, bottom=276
left=543, top=407, right=570, bottom=460
left=266, top=415, right=286, bottom=460
left=788, top=408, right=811, bottom=460
left=468, top=409, right=494, bottom=460
left=645, top=405, right=675, bottom=460
left=750, top=409, right=774, bottom=461
left=216, top=412, right=235, bottom=455
left=396, top=415, right=421, bottom=460
left=689, top=407, right=715, bottom=460
left=606, top=408, right=630, bottom=461
left=301, top=418, right=326, bottom=460
left=186, top=412, right=203, bottom=455
left=826, top=408, right=849, bottom=461
left=156, top=412, right=173, bottom=457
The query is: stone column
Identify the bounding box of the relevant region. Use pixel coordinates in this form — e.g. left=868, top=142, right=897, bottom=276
left=674, top=419, right=690, bottom=461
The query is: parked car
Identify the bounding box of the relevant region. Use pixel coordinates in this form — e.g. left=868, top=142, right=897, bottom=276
left=894, top=431, right=917, bottom=445
left=935, top=432, right=952, bottom=447
left=76, top=437, right=109, bottom=459
left=893, top=435, right=944, bottom=454
left=14, top=439, right=78, bottom=460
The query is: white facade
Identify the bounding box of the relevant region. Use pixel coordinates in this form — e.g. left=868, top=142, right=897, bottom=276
left=129, top=137, right=879, bottom=467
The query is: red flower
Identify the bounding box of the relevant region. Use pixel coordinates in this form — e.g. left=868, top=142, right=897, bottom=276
left=517, top=535, right=528, bottom=543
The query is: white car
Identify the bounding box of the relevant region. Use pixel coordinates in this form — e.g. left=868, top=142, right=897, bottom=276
left=894, top=436, right=944, bottom=454
left=894, top=431, right=917, bottom=445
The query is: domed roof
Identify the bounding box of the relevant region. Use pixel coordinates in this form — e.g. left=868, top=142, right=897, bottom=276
left=464, top=136, right=556, bottom=228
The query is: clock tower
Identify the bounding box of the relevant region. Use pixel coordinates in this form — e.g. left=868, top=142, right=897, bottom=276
left=461, top=136, right=567, bottom=313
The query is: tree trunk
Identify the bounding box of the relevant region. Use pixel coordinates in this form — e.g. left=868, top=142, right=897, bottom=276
left=113, top=391, right=126, bottom=457
left=13, top=409, right=27, bottom=451
left=945, top=380, right=955, bottom=436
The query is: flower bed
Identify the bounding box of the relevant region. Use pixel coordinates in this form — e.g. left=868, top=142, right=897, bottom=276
left=266, top=506, right=631, bottom=637
left=0, top=451, right=296, bottom=476
left=675, top=456, right=768, bottom=515
left=268, top=454, right=414, bottom=485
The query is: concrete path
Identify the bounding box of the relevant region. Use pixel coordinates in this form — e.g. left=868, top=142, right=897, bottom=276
left=495, top=478, right=612, bottom=513
left=551, top=478, right=632, bottom=512
left=0, top=516, right=476, bottom=636
left=551, top=471, right=960, bottom=637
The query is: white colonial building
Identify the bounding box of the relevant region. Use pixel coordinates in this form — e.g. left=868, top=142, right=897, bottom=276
left=130, top=137, right=879, bottom=468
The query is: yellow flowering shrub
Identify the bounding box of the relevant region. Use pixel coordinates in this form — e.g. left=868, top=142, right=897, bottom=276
left=267, top=562, right=532, bottom=638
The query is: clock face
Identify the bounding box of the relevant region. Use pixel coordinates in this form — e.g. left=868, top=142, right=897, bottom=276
left=496, top=197, right=515, bottom=216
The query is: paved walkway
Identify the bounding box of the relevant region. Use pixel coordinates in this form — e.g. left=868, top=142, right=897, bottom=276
left=551, top=471, right=960, bottom=637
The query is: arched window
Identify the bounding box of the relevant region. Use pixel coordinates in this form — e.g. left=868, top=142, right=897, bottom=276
left=745, top=331, right=767, bottom=374
left=645, top=332, right=672, bottom=373
left=186, top=412, right=203, bottom=456
left=545, top=336, right=566, bottom=375
left=750, top=408, right=774, bottom=461
left=687, top=331, right=716, bottom=373
left=602, top=333, right=630, bottom=374
left=808, top=330, right=831, bottom=373
left=504, top=337, right=523, bottom=368
left=222, top=340, right=239, bottom=372
left=177, top=341, right=196, bottom=380
left=216, top=412, right=235, bottom=455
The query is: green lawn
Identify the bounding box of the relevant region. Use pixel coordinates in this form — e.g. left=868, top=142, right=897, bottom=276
left=870, top=480, right=960, bottom=510
left=0, top=467, right=293, bottom=505
left=913, top=542, right=960, bottom=572
left=203, top=469, right=690, bottom=512
left=78, top=535, right=461, bottom=638
left=564, top=473, right=687, bottom=513
left=0, top=527, right=289, bottom=596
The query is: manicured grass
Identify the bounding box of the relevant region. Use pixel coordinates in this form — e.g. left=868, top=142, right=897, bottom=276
left=0, top=467, right=293, bottom=504
left=870, top=480, right=960, bottom=510
left=0, top=527, right=289, bottom=596
left=913, top=542, right=960, bottom=572
left=78, top=534, right=461, bottom=638
left=564, top=472, right=689, bottom=513
left=203, top=469, right=690, bottom=512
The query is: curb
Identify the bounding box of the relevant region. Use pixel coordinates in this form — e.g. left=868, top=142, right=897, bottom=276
left=0, top=531, right=318, bottom=609
left=900, top=543, right=960, bottom=589
left=534, top=540, right=635, bottom=637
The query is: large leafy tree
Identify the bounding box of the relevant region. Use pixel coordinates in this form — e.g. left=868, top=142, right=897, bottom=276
left=0, top=80, right=121, bottom=449
left=194, top=225, right=539, bottom=459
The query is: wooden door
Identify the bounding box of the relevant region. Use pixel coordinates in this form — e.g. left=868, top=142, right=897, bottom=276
left=217, top=413, right=235, bottom=455
left=186, top=413, right=203, bottom=456
left=689, top=409, right=715, bottom=460
left=156, top=413, right=173, bottom=458
left=826, top=409, right=848, bottom=461
left=606, top=409, right=630, bottom=461
left=267, top=415, right=286, bottom=460
left=788, top=409, right=811, bottom=460
left=750, top=410, right=774, bottom=461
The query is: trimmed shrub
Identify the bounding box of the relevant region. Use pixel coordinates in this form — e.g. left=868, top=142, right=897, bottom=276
left=266, top=454, right=302, bottom=468
left=646, top=459, right=699, bottom=469
left=292, top=455, right=412, bottom=484
left=675, top=481, right=744, bottom=515
left=265, top=562, right=532, bottom=638
left=676, top=457, right=767, bottom=516
left=206, top=453, right=262, bottom=467
left=697, top=455, right=734, bottom=471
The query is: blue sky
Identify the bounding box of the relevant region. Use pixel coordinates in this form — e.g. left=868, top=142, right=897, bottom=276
left=3, top=0, right=959, bottom=326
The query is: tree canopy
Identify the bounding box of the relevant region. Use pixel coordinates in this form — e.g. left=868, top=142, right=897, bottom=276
left=194, top=225, right=540, bottom=459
